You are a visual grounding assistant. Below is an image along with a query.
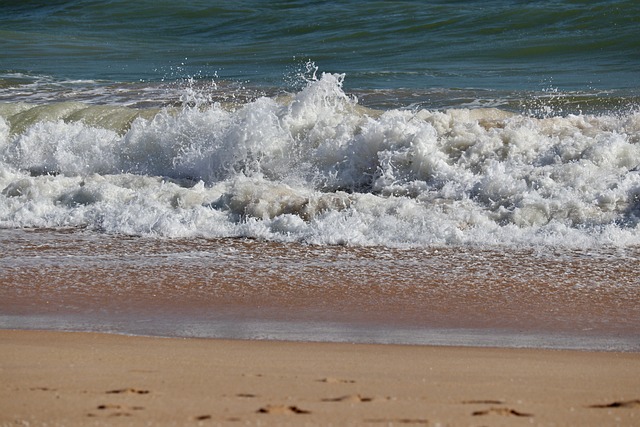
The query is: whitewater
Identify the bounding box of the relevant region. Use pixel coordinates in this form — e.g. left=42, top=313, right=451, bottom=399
left=1, top=72, right=640, bottom=248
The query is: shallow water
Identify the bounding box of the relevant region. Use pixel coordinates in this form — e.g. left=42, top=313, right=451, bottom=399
left=1, top=229, right=638, bottom=351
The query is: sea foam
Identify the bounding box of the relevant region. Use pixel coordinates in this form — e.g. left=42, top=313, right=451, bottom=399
left=1, top=73, right=640, bottom=247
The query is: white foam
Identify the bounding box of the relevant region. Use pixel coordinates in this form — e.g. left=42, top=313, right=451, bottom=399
left=1, top=74, right=640, bottom=247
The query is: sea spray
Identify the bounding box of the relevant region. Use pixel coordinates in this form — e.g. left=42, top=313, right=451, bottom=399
left=1, top=73, right=640, bottom=247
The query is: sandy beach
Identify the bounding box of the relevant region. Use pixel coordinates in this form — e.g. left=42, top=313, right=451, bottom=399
left=1, top=329, right=639, bottom=426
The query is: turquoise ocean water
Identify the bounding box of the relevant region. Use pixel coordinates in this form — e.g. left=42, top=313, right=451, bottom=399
left=2, top=1, right=639, bottom=102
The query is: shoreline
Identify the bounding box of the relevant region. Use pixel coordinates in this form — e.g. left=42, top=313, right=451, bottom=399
left=2, top=329, right=639, bottom=426
left=2, top=315, right=639, bottom=353
left=3, top=230, right=640, bottom=354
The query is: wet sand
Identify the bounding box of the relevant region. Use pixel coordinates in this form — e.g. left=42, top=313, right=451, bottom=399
left=1, top=329, right=639, bottom=426
left=1, top=229, right=639, bottom=350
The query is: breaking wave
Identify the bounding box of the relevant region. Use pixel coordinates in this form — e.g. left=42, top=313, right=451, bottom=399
left=1, top=73, right=640, bottom=247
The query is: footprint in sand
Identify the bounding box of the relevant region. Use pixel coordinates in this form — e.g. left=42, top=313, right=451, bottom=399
left=472, top=407, right=532, bottom=417
left=462, top=399, right=505, bottom=405
left=29, top=387, right=57, bottom=392
left=91, top=389, right=148, bottom=417
left=106, top=388, right=150, bottom=395
left=318, top=377, right=356, bottom=384
left=193, top=414, right=212, bottom=421
left=589, top=399, right=640, bottom=409
left=97, top=404, right=144, bottom=411
left=89, top=403, right=144, bottom=418
left=322, top=394, right=375, bottom=403
left=257, top=404, right=311, bottom=415
left=88, top=412, right=132, bottom=418
left=97, top=404, right=122, bottom=410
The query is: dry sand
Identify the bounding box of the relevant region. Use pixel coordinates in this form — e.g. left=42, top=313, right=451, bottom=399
left=1, top=330, right=639, bottom=426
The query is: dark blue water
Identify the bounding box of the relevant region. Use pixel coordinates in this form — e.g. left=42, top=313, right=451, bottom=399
left=1, top=0, right=639, bottom=94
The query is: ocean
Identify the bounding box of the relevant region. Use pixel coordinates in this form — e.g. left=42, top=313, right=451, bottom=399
left=1, top=1, right=639, bottom=350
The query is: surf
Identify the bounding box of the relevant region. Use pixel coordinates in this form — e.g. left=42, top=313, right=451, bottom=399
left=1, top=72, right=639, bottom=248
